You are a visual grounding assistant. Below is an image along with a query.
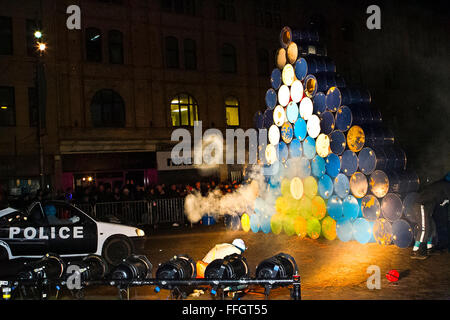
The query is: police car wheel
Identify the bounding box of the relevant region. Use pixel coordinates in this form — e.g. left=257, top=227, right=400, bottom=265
left=102, top=236, right=133, bottom=266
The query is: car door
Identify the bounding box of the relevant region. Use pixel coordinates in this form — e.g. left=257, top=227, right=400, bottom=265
left=0, top=204, right=49, bottom=257
left=45, top=201, right=98, bottom=255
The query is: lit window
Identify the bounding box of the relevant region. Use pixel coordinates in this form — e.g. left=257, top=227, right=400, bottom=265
left=170, top=93, right=198, bottom=127
left=225, top=96, right=239, bottom=126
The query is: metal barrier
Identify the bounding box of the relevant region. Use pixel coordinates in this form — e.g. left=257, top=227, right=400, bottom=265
left=75, top=198, right=186, bottom=227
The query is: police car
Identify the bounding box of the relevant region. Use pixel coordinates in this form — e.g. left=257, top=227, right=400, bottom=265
left=0, top=201, right=146, bottom=265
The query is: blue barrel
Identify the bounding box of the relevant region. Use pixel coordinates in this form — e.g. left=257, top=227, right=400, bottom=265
left=314, top=72, right=346, bottom=93
left=362, top=126, right=395, bottom=147
left=253, top=111, right=264, bottom=129
left=302, top=136, right=316, bottom=160
left=348, top=104, right=382, bottom=126
left=336, top=220, right=353, bottom=242
left=265, top=88, right=277, bottom=110
left=304, top=56, right=336, bottom=73
left=386, top=170, right=420, bottom=194
left=298, top=157, right=311, bottom=178
left=279, top=27, right=320, bottom=48
left=311, top=155, right=326, bottom=178
left=250, top=214, right=261, bottom=233
left=343, top=195, right=360, bottom=221
left=294, top=118, right=307, bottom=141
left=289, top=139, right=303, bottom=158
left=381, top=193, right=403, bottom=222
left=263, top=108, right=274, bottom=128
left=260, top=215, right=272, bottom=234
left=335, top=105, right=352, bottom=132
left=340, top=88, right=371, bottom=105
left=277, top=141, right=289, bottom=163
left=225, top=214, right=241, bottom=231
left=294, top=57, right=308, bottom=81
left=304, top=74, right=318, bottom=98
left=325, top=87, right=342, bottom=112
left=392, top=219, right=413, bottom=248
left=329, top=130, right=346, bottom=155
left=313, top=92, right=327, bottom=115
left=340, top=150, right=359, bottom=177
left=320, top=111, right=335, bottom=135
left=361, top=195, right=381, bottom=221
left=280, top=122, right=294, bottom=144
left=373, top=219, right=393, bottom=245
left=353, top=218, right=374, bottom=244
left=334, top=173, right=350, bottom=198
left=403, top=192, right=419, bottom=224
left=286, top=101, right=299, bottom=123
left=358, top=146, right=407, bottom=176
left=325, top=153, right=341, bottom=178
left=327, top=195, right=343, bottom=221
left=318, top=174, right=334, bottom=199
left=271, top=68, right=282, bottom=90
left=202, top=214, right=216, bottom=226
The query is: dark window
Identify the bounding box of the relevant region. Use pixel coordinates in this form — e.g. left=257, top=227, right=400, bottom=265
left=221, top=43, right=237, bottom=73
left=108, top=30, right=124, bottom=64
left=255, top=0, right=280, bottom=29
left=184, top=39, right=197, bottom=70
left=85, top=27, right=102, bottom=62
left=165, top=36, right=179, bottom=68
left=91, top=89, right=125, bottom=127
left=0, top=17, right=13, bottom=55
left=28, top=87, right=38, bottom=127
left=225, top=96, right=239, bottom=126
left=257, top=48, right=269, bottom=76
left=218, top=0, right=236, bottom=22
left=161, top=0, right=196, bottom=15
left=170, top=93, right=198, bottom=127
left=0, top=86, right=15, bottom=126
left=26, top=19, right=42, bottom=57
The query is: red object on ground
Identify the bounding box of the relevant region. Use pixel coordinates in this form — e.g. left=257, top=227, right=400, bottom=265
left=386, top=269, right=400, bottom=282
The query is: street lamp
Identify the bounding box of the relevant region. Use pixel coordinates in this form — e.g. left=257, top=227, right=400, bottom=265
left=34, top=30, right=43, bottom=39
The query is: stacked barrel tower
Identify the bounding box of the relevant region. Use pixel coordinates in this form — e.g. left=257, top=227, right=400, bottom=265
left=245, top=26, right=420, bottom=248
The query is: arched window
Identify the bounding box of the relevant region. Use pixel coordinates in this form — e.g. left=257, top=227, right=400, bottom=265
left=184, top=38, right=197, bottom=70
left=91, top=89, right=125, bottom=127
left=86, top=27, right=102, bottom=62
left=165, top=36, right=179, bottom=68
left=225, top=96, right=239, bottom=126
left=108, top=30, right=124, bottom=64
left=221, top=43, right=237, bottom=73
left=170, top=93, right=198, bottom=127
left=257, top=48, right=269, bottom=76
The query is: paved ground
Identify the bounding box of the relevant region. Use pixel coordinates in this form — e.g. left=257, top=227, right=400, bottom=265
left=3, top=224, right=450, bottom=300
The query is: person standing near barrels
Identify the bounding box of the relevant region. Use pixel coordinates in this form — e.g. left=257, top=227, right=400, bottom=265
left=411, top=172, right=450, bottom=259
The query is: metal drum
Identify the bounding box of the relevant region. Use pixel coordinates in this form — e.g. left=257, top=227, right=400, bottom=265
left=286, top=101, right=299, bottom=123
left=325, top=153, right=341, bottom=178
left=282, top=64, right=295, bottom=86
left=304, top=74, right=318, bottom=98
left=302, top=136, right=316, bottom=159
left=314, top=73, right=346, bottom=93
left=386, top=170, right=420, bottom=194
left=327, top=195, right=344, bottom=221
left=392, top=219, right=414, bottom=248
left=312, top=195, right=326, bottom=219
left=313, top=92, right=326, bottom=115
left=277, top=141, right=289, bottom=163
left=290, top=80, right=303, bottom=103
left=361, top=195, right=381, bottom=221
left=307, top=218, right=321, bottom=239
left=369, top=170, right=389, bottom=198
left=273, top=105, right=286, bottom=127
left=373, top=218, right=393, bottom=245
left=298, top=42, right=327, bottom=56
left=265, top=88, right=277, bottom=110
left=275, top=47, right=287, bottom=70
left=348, top=104, right=382, bottom=126
left=279, top=26, right=320, bottom=48
left=350, top=172, right=368, bottom=199
left=334, top=173, right=350, bottom=198
left=316, top=133, right=331, bottom=158
left=340, top=150, right=359, bottom=177
left=325, top=87, right=342, bottom=112
left=402, top=192, right=419, bottom=224
left=358, top=146, right=407, bottom=175
left=322, top=216, right=337, bottom=240
left=289, top=138, right=303, bottom=158
left=294, top=118, right=307, bottom=141
left=298, top=157, right=311, bottom=178
left=340, top=88, right=371, bottom=105
left=329, top=130, right=346, bottom=155
left=336, top=220, right=353, bottom=242
left=294, top=57, right=308, bottom=81
left=263, top=108, right=274, bottom=128
left=311, top=155, right=326, bottom=178
left=268, top=124, right=280, bottom=145
left=278, top=84, right=291, bottom=107
left=286, top=42, right=298, bottom=64
left=346, top=125, right=365, bottom=152
left=271, top=68, right=282, bottom=90
left=281, top=122, right=294, bottom=144
left=253, top=110, right=264, bottom=129
left=306, top=114, right=321, bottom=139
left=363, top=126, right=395, bottom=147
left=299, top=97, right=314, bottom=121
left=343, top=195, right=360, bottom=221
left=265, top=144, right=278, bottom=165
left=353, top=218, right=374, bottom=244
left=381, top=193, right=403, bottom=222
left=250, top=214, right=260, bottom=233
left=335, top=105, right=352, bottom=132
left=318, top=174, right=334, bottom=199
left=303, top=176, right=318, bottom=199
left=290, top=177, right=304, bottom=200
left=260, top=214, right=272, bottom=234
left=320, top=111, right=335, bottom=135
left=304, top=56, right=336, bottom=74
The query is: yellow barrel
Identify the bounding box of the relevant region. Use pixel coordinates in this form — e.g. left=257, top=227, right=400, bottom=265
left=307, top=218, right=322, bottom=239
left=347, top=125, right=365, bottom=152
left=321, top=216, right=337, bottom=240
left=290, top=177, right=304, bottom=200
left=271, top=213, right=284, bottom=235
left=283, top=214, right=296, bottom=236
left=294, top=216, right=308, bottom=239
left=303, top=176, right=318, bottom=198
left=241, top=213, right=251, bottom=232
left=311, top=195, right=327, bottom=219
left=299, top=196, right=312, bottom=219
left=287, top=42, right=298, bottom=64
left=316, top=133, right=331, bottom=158
left=276, top=47, right=287, bottom=69
left=281, top=178, right=291, bottom=196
